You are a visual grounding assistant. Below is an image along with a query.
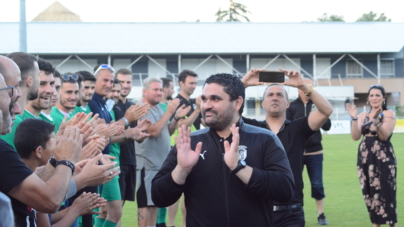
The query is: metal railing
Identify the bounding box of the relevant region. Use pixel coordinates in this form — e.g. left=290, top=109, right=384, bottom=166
left=131, top=73, right=179, bottom=87
left=131, top=72, right=246, bottom=87
left=243, top=106, right=404, bottom=120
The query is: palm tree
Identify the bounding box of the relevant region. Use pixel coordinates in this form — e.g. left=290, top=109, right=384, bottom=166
left=215, top=0, right=250, bottom=22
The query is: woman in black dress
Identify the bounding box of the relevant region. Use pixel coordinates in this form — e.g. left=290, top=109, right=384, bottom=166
left=346, top=85, right=397, bottom=227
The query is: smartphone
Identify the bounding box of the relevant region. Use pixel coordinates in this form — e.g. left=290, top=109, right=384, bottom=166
left=345, top=97, right=350, bottom=105
left=259, top=71, right=285, bottom=83
left=311, top=104, right=317, bottom=112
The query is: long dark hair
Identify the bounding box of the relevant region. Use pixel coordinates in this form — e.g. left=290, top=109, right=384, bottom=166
left=368, top=85, right=387, bottom=110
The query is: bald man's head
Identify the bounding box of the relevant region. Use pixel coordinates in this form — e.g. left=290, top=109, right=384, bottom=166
left=0, top=73, right=12, bottom=135
left=0, top=56, right=22, bottom=83
left=0, top=56, right=23, bottom=119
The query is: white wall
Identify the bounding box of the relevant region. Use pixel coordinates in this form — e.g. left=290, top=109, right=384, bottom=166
left=315, top=58, right=331, bottom=79
left=49, top=59, right=97, bottom=74
left=181, top=58, right=233, bottom=81
left=113, top=59, right=131, bottom=71
left=148, top=59, right=166, bottom=78
left=250, top=58, right=301, bottom=71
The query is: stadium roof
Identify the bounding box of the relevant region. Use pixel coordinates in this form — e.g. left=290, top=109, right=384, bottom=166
left=1, top=22, right=404, bottom=55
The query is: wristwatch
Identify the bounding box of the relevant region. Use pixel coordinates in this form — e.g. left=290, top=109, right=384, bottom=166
left=122, top=117, right=129, bottom=129
left=231, top=160, right=247, bottom=174
left=56, top=160, right=75, bottom=175
left=49, top=156, right=57, bottom=167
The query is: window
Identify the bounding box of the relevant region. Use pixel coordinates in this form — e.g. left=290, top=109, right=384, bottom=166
left=245, top=99, right=255, bottom=115
left=381, top=59, right=394, bottom=77
left=346, top=60, right=363, bottom=78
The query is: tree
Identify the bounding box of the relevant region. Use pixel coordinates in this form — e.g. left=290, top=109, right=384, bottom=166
left=317, top=13, right=345, bottom=22
left=215, top=0, right=250, bottom=22
left=356, top=11, right=391, bottom=22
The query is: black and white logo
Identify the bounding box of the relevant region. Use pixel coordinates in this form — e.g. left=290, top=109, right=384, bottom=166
left=238, top=145, right=247, bottom=161
left=200, top=150, right=207, bottom=160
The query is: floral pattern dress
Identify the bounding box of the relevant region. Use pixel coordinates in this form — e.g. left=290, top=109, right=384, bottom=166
left=358, top=113, right=397, bottom=224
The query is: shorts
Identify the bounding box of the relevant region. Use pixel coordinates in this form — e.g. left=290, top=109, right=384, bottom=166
left=101, top=175, right=121, bottom=202
left=119, top=164, right=137, bottom=201
left=136, top=167, right=158, bottom=208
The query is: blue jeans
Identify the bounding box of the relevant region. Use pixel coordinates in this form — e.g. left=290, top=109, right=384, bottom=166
left=303, top=153, right=325, bottom=200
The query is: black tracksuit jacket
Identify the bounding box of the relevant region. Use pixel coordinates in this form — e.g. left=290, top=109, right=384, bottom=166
left=152, top=118, right=295, bottom=227
left=286, top=98, right=331, bottom=153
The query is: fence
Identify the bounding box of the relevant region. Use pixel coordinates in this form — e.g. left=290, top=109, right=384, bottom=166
left=243, top=106, right=404, bottom=120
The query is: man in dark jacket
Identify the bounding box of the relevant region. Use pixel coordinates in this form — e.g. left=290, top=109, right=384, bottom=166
left=286, top=78, right=331, bottom=225
left=152, top=73, right=295, bottom=227
left=241, top=69, right=333, bottom=227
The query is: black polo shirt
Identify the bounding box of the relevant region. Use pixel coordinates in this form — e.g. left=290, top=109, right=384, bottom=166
left=0, top=140, right=36, bottom=227
left=113, top=99, right=137, bottom=166
left=88, top=92, right=112, bottom=155
left=243, top=116, right=315, bottom=206
left=175, top=94, right=201, bottom=130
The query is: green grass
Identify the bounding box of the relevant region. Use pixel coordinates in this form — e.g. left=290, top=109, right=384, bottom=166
left=121, top=133, right=404, bottom=226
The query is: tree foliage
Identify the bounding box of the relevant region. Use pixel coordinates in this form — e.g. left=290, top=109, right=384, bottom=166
left=215, top=0, right=250, bottom=22
left=317, top=13, right=345, bottom=22
left=356, top=11, right=391, bottom=22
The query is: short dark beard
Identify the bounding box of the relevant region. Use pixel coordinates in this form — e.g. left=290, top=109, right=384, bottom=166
left=28, top=89, right=38, bottom=101
left=82, top=97, right=92, bottom=102
left=203, top=105, right=234, bottom=131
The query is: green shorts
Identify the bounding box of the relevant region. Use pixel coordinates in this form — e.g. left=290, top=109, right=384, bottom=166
left=101, top=175, right=121, bottom=202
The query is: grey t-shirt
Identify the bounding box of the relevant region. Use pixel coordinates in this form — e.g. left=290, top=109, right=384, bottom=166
left=135, top=102, right=171, bottom=170
left=0, top=192, right=13, bottom=227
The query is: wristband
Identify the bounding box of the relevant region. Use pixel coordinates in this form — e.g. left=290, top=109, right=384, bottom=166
left=351, top=117, right=358, bottom=121
left=49, top=156, right=57, bottom=167
left=122, top=117, right=129, bottom=127
left=173, top=116, right=180, bottom=122
left=56, top=160, right=75, bottom=175
left=304, top=84, right=314, bottom=96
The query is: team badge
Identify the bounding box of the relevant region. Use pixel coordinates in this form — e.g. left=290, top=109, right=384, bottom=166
left=238, top=145, right=247, bottom=161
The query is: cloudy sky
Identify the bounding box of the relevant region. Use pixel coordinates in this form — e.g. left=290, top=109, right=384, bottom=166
left=0, top=0, right=403, bottom=23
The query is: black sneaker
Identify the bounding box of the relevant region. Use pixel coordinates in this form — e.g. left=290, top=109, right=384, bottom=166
left=318, top=213, right=329, bottom=225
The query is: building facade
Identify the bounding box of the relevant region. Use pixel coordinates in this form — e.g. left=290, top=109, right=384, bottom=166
left=1, top=22, right=403, bottom=119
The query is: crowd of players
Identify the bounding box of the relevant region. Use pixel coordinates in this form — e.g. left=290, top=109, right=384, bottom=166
left=0, top=51, right=397, bottom=227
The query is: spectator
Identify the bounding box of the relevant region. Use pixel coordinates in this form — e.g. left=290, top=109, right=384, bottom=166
left=346, top=85, right=397, bottom=227
left=241, top=68, right=333, bottom=227
left=286, top=78, right=331, bottom=225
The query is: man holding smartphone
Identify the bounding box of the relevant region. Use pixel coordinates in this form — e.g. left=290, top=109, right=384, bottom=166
left=241, top=68, right=333, bottom=227
left=287, top=78, right=331, bottom=225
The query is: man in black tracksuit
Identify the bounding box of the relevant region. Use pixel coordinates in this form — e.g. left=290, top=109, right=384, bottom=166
left=241, top=69, right=333, bottom=227
left=286, top=78, right=331, bottom=225
left=152, top=73, right=295, bottom=226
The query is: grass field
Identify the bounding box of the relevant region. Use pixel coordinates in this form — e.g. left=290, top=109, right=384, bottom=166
left=121, top=133, right=404, bottom=226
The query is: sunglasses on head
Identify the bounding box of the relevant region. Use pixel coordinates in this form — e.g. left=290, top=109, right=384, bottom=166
left=61, top=74, right=79, bottom=81
left=94, top=64, right=115, bottom=75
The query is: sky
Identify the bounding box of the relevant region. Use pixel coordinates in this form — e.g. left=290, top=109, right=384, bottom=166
left=0, top=0, right=403, bottom=23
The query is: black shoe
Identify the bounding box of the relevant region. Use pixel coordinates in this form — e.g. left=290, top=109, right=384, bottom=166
left=318, top=213, right=329, bottom=225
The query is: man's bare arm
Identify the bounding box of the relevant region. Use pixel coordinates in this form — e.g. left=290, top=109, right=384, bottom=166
left=8, top=165, right=72, bottom=213
left=35, top=162, right=55, bottom=181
